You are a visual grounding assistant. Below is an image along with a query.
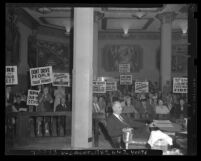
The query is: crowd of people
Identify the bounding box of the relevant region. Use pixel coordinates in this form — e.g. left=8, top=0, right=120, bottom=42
left=5, top=85, right=72, bottom=137
left=5, top=80, right=188, bottom=138
left=92, top=82, right=188, bottom=121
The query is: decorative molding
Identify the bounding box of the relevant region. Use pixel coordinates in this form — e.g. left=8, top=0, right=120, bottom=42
left=142, top=18, right=154, bottom=30
left=39, top=17, right=71, bottom=30
left=102, top=17, right=154, bottom=31
left=156, top=12, right=177, bottom=24
left=102, top=5, right=165, bottom=12
left=16, top=8, right=39, bottom=29
left=94, top=11, right=104, bottom=22
left=98, top=31, right=187, bottom=41
left=37, top=25, right=69, bottom=39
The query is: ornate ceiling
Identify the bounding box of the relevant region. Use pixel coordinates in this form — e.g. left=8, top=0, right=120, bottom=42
left=21, top=4, right=189, bottom=33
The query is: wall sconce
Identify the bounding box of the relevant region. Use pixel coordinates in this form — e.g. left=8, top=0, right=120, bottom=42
left=181, top=27, right=188, bottom=35
left=65, top=26, right=71, bottom=35
left=179, top=20, right=188, bottom=35
left=122, top=28, right=130, bottom=37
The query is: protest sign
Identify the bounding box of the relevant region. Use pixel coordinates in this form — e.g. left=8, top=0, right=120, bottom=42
left=106, top=81, right=117, bottom=91
left=30, top=66, right=53, bottom=86
left=120, top=75, right=132, bottom=85
left=119, top=64, right=130, bottom=73
left=53, top=73, right=70, bottom=87
left=27, top=90, right=40, bottom=106
left=173, top=77, right=188, bottom=93
left=93, top=81, right=106, bottom=93
left=135, top=81, right=149, bottom=93
left=6, top=66, right=18, bottom=85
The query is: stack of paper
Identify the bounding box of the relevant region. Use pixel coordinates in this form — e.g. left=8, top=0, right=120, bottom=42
left=153, top=120, right=173, bottom=128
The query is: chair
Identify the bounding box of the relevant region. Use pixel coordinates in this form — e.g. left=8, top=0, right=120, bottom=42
left=98, top=121, right=125, bottom=149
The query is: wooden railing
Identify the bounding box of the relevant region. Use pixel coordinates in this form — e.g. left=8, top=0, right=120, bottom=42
left=5, top=112, right=172, bottom=148
left=5, top=112, right=72, bottom=145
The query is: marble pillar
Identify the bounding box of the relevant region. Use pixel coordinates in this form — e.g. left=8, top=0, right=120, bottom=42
left=71, top=8, right=94, bottom=148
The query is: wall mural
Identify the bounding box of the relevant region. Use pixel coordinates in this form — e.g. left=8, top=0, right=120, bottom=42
left=101, top=45, right=143, bottom=72
left=28, top=39, right=70, bottom=72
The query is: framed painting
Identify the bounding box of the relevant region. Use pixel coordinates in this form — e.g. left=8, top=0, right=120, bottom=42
left=100, top=44, right=143, bottom=73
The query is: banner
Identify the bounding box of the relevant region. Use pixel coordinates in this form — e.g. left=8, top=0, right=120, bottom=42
left=6, top=66, right=18, bottom=85
left=30, top=66, right=53, bottom=86
left=173, top=77, right=188, bottom=93
left=53, top=73, right=70, bottom=87
left=119, top=64, right=130, bottom=73
left=120, top=75, right=132, bottom=85
left=93, top=81, right=106, bottom=93
left=27, top=90, right=40, bottom=106
left=106, top=81, right=117, bottom=91
left=135, top=81, right=149, bottom=93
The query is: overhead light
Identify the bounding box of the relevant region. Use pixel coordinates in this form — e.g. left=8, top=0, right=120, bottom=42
left=37, top=7, right=52, bottom=14
left=134, top=10, right=147, bottom=19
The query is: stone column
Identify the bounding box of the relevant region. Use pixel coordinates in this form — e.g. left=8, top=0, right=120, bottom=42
left=71, top=8, right=94, bottom=148
left=17, top=22, right=31, bottom=74
left=156, top=12, right=176, bottom=93
left=16, top=22, right=32, bottom=92
left=93, top=11, right=104, bottom=79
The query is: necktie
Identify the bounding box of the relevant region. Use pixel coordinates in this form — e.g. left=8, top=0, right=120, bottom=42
left=119, top=115, right=129, bottom=125
left=94, top=103, right=100, bottom=113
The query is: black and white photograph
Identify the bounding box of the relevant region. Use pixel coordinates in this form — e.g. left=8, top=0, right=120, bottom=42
left=5, top=3, right=197, bottom=156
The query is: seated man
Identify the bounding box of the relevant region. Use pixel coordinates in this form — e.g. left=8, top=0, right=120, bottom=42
left=106, top=101, right=149, bottom=148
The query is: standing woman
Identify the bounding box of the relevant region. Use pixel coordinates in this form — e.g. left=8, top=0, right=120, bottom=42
left=37, top=86, right=53, bottom=136
left=54, top=86, right=66, bottom=112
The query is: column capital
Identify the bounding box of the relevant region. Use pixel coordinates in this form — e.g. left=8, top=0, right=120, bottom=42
left=94, top=11, right=104, bottom=22
left=156, top=12, right=177, bottom=24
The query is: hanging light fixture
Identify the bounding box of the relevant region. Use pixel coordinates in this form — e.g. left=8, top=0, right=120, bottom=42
left=133, top=9, right=147, bottom=19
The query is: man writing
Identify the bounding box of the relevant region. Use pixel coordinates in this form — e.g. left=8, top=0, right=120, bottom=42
left=106, top=101, right=150, bottom=148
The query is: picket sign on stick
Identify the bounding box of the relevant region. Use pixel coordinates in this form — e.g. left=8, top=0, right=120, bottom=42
left=93, top=81, right=106, bottom=93
left=120, top=75, right=132, bottom=85
left=30, top=66, right=53, bottom=86
left=119, top=64, right=130, bottom=73
left=6, top=66, right=18, bottom=85
left=135, top=81, right=149, bottom=93
left=27, top=90, right=40, bottom=106
left=52, top=73, right=70, bottom=87
left=173, top=77, right=188, bottom=93
left=106, top=81, right=117, bottom=91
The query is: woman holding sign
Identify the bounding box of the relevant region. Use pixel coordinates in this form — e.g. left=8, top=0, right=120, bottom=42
left=37, top=86, right=53, bottom=136
left=53, top=86, right=66, bottom=112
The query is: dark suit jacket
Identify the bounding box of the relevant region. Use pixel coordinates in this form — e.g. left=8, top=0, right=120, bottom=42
left=56, top=104, right=69, bottom=112
left=106, top=113, right=145, bottom=138
left=170, top=104, right=188, bottom=118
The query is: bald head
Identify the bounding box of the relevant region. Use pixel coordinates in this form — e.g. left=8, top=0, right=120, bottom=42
left=112, top=101, right=122, bottom=115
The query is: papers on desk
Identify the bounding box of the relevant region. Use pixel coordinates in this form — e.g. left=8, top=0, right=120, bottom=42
left=18, top=108, right=27, bottom=112
left=152, top=120, right=173, bottom=128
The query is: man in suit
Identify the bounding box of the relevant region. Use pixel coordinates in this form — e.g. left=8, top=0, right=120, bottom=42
left=170, top=98, right=188, bottom=119
left=106, top=101, right=149, bottom=140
